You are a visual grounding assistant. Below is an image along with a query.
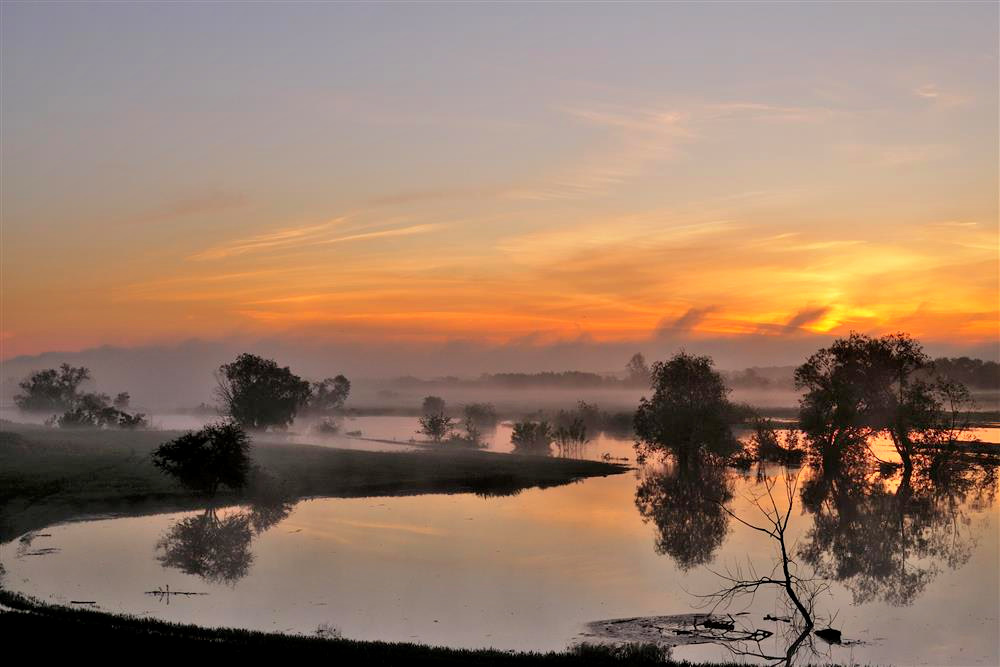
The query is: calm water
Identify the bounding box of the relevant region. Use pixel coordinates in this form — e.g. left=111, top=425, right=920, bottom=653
left=2, top=420, right=998, bottom=665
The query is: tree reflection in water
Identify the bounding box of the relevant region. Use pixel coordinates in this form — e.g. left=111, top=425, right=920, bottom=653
left=156, top=498, right=295, bottom=586
left=634, top=460, right=733, bottom=571
left=798, top=456, right=997, bottom=607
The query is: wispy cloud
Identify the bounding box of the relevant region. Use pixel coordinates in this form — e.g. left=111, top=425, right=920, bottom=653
left=783, top=305, right=832, bottom=333
left=655, top=306, right=718, bottom=336
left=130, top=192, right=248, bottom=226
left=190, top=218, right=348, bottom=261
left=314, top=223, right=443, bottom=246
left=913, top=84, right=970, bottom=108
left=506, top=106, right=693, bottom=201
left=705, top=102, right=844, bottom=123
left=189, top=218, right=443, bottom=261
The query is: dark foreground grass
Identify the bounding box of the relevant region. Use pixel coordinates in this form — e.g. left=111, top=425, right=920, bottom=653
left=0, top=421, right=628, bottom=541
left=0, top=590, right=740, bottom=666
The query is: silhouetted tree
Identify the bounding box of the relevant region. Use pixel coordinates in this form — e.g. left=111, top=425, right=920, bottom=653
left=309, top=375, right=351, bottom=413
left=14, top=364, right=90, bottom=412
left=152, top=422, right=252, bottom=496
left=216, top=353, right=312, bottom=429
left=626, top=352, right=651, bottom=387
left=795, top=332, right=973, bottom=473
left=634, top=352, right=740, bottom=469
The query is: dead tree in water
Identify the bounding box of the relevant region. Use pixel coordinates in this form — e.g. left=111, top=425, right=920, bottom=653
left=699, top=470, right=833, bottom=666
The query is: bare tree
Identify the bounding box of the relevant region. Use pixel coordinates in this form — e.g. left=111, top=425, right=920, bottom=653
left=697, top=470, right=835, bottom=666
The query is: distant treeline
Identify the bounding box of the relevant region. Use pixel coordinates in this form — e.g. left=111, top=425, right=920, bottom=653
left=392, top=371, right=618, bottom=389
left=928, top=357, right=999, bottom=390
left=391, top=355, right=998, bottom=391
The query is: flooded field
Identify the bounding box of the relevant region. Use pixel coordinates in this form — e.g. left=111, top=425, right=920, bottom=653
left=2, top=419, right=997, bottom=665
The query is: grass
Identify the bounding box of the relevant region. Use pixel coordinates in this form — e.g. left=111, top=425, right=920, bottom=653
left=0, top=420, right=628, bottom=541
left=0, top=590, right=743, bottom=665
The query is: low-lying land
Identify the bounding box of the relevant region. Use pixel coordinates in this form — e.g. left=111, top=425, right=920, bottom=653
left=0, top=590, right=741, bottom=666
left=0, top=421, right=628, bottom=542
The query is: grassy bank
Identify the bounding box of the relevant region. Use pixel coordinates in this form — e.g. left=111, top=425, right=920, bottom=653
left=0, top=421, right=628, bottom=541
left=0, top=591, right=742, bottom=666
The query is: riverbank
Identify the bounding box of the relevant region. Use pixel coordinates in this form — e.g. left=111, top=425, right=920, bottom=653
left=0, top=421, right=628, bottom=541
left=0, top=590, right=744, bottom=665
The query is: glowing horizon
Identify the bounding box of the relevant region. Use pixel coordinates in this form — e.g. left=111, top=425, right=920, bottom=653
left=2, top=3, right=997, bottom=360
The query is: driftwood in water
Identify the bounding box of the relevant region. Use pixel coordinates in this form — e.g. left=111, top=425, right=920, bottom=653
left=584, top=613, right=773, bottom=648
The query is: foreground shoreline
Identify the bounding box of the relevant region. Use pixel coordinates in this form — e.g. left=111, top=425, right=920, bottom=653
left=0, top=589, right=750, bottom=665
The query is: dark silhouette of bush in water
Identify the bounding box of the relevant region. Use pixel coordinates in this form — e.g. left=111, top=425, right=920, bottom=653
left=152, top=422, right=251, bottom=496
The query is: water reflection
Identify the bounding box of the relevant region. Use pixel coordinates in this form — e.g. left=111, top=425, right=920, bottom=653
left=634, top=461, right=733, bottom=570
left=798, top=458, right=998, bottom=607
left=156, top=498, right=294, bottom=586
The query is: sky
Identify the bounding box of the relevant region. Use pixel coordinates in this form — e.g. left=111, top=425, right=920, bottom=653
left=2, top=2, right=997, bottom=366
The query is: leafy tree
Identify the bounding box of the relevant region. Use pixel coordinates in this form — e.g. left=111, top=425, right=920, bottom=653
left=14, top=364, right=91, bottom=412
left=216, top=353, right=312, bottom=430
left=421, top=395, right=446, bottom=416
left=633, top=352, right=740, bottom=468
left=625, top=352, right=651, bottom=387
left=152, top=422, right=252, bottom=495
left=795, top=332, right=973, bottom=472
left=309, top=375, right=351, bottom=413
left=418, top=412, right=454, bottom=442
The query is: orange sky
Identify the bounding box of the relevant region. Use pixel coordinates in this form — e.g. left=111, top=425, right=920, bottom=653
left=1, top=3, right=997, bottom=360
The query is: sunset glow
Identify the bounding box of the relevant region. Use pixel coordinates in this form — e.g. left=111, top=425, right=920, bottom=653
left=2, top=2, right=997, bottom=360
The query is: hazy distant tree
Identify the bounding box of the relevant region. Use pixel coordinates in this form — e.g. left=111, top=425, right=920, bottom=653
left=421, top=395, right=446, bottom=416
left=463, top=402, right=499, bottom=429
left=216, top=353, right=312, bottom=430
left=309, top=375, right=351, bottom=413
left=418, top=412, right=454, bottom=442
left=626, top=353, right=651, bottom=387
left=152, top=422, right=252, bottom=496
left=633, top=352, right=739, bottom=468
left=931, top=357, right=1000, bottom=390
left=14, top=364, right=91, bottom=412
left=113, top=392, right=131, bottom=410
left=53, top=391, right=147, bottom=429
left=553, top=417, right=588, bottom=457
left=510, top=420, right=553, bottom=454
left=795, top=332, right=972, bottom=472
